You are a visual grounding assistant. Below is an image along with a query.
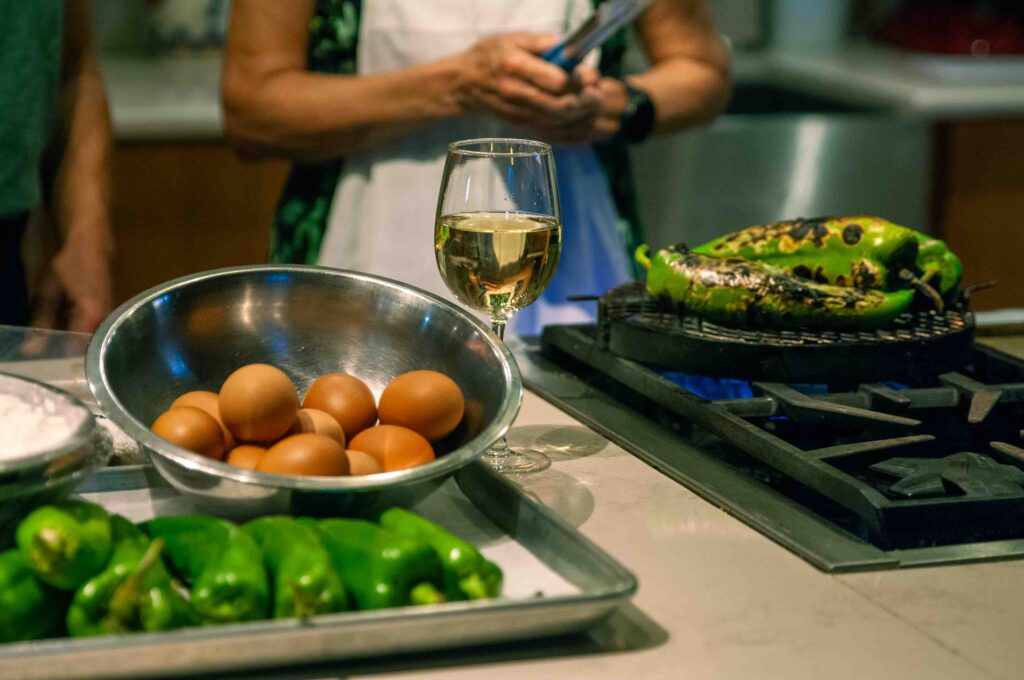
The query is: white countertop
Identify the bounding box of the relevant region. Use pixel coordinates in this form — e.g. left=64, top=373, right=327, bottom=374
left=5, top=330, right=1022, bottom=679
left=100, top=44, right=1024, bottom=141
left=342, top=387, right=1017, bottom=680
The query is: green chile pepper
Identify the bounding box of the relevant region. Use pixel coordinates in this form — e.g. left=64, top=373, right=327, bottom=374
left=242, top=516, right=349, bottom=619
left=66, top=515, right=195, bottom=637
left=0, top=549, right=68, bottom=642
left=311, top=518, right=446, bottom=610
left=914, top=232, right=963, bottom=300
left=144, top=516, right=269, bottom=624
left=378, top=508, right=502, bottom=601
left=16, top=500, right=113, bottom=590
left=693, top=216, right=920, bottom=291
left=637, top=244, right=914, bottom=330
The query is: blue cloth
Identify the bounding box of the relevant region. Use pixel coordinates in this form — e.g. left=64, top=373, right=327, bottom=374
left=508, top=145, right=633, bottom=336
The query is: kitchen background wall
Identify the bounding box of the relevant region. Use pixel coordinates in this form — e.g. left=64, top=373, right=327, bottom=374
left=81, top=0, right=1024, bottom=311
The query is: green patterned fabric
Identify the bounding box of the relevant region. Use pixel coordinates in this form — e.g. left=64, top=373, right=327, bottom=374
left=269, top=0, right=642, bottom=269
left=0, top=0, right=63, bottom=217
left=268, top=0, right=359, bottom=264
left=593, top=10, right=646, bottom=277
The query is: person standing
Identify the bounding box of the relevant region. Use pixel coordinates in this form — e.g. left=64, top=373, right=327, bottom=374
left=224, top=0, right=730, bottom=333
left=0, top=0, right=113, bottom=332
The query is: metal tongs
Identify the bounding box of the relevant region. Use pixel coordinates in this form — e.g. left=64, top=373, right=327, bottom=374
left=542, top=0, right=649, bottom=72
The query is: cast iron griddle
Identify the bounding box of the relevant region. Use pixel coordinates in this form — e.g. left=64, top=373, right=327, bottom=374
left=599, top=281, right=975, bottom=384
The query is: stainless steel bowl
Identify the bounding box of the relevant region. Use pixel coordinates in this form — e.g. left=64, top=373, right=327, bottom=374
left=86, top=265, right=521, bottom=518
left=0, top=373, right=110, bottom=542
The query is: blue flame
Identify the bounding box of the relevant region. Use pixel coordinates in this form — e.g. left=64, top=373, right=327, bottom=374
left=660, top=371, right=755, bottom=401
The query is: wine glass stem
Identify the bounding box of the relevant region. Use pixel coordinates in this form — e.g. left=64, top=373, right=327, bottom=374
left=487, top=319, right=512, bottom=456
left=488, top=435, right=514, bottom=459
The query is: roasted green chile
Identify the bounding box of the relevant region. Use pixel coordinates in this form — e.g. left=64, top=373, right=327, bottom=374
left=311, top=518, right=446, bottom=610
left=692, top=215, right=920, bottom=291
left=66, top=515, right=194, bottom=637
left=145, top=516, right=269, bottom=624
left=16, top=500, right=112, bottom=590
left=242, top=516, right=349, bottom=619
left=379, top=508, right=502, bottom=601
left=0, top=549, right=68, bottom=642
left=914, top=232, right=963, bottom=300
left=637, top=244, right=915, bottom=330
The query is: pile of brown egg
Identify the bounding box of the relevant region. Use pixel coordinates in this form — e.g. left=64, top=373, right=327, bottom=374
left=150, top=365, right=466, bottom=477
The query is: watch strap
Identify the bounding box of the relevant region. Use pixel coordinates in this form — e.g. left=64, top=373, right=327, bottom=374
left=617, top=81, right=656, bottom=144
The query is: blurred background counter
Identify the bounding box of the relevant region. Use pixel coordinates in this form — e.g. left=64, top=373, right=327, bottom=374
left=92, top=0, right=1024, bottom=312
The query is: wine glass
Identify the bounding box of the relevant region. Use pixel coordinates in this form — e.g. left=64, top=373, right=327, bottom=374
left=435, top=139, right=562, bottom=474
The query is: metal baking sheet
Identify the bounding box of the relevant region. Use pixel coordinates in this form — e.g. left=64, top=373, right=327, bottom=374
left=0, top=464, right=636, bottom=680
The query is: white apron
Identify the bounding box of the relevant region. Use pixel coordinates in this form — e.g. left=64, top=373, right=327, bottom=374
left=319, top=0, right=633, bottom=335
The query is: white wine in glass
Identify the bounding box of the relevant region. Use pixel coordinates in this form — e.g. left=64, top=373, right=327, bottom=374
left=435, top=139, right=562, bottom=474
left=435, top=212, right=561, bottom=323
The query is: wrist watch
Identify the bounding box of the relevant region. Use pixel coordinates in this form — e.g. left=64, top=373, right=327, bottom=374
left=617, top=81, right=656, bottom=144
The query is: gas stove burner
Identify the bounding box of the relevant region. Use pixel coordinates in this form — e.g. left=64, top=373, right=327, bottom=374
left=871, top=452, right=1024, bottom=498
left=597, top=281, right=975, bottom=383
left=539, top=324, right=1024, bottom=561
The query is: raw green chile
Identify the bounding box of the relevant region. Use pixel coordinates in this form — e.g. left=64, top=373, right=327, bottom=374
left=66, top=515, right=195, bottom=637
left=379, top=507, right=502, bottom=601
left=242, top=516, right=349, bottom=619
left=0, top=549, right=67, bottom=642
left=144, top=516, right=269, bottom=624
left=16, top=500, right=112, bottom=590
left=311, top=518, right=446, bottom=610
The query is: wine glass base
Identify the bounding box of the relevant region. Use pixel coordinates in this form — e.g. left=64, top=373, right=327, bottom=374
left=481, top=447, right=550, bottom=474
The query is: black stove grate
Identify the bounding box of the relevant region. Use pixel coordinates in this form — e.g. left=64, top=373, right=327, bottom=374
left=540, top=323, right=1024, bottom=556
left=598, top=281, right=975, bottom=383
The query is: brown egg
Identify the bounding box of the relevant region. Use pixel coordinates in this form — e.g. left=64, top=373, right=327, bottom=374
left=345, top=449, right=384, bottom=476
left=378, top=370, right=465, bottom=441
left=288, top=408, right=346, bottom=447
left=257, top=433, right=350, bottom=476
left=172, top=390, right=236, bottom=449
left=348, top=425, right=435, bottom=472
left=226, top=445, right=267, bottom=470
left=461, top=399, right=486, bottom=440
left=152, top=406, right=226, bottom=460
left=302, top=374, right=377, bottom=439
left=219, top=364, right=299, bottom=443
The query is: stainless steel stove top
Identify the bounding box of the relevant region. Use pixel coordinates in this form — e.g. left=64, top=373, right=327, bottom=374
left=519, top=326, right=1024, bottom=572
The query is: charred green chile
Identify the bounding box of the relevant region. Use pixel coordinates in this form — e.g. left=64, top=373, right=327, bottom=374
left=914, top=232, right=963, bottom=300
left=692, top=215, right=919, bottom=291
left=378, top=507, right=502, bottom=601
left=66, top=515, right=195, bottom=637
left=144, top=516, right=269, bottom=624
left=16, top=500, right=112, bottom=590
left=311, top=518, right=446, bottom=610
left=0, top=549, right=68, bottom=642
left=242, top=516, right=349, bottom=619
left=637, top=244, right=914, bottom=330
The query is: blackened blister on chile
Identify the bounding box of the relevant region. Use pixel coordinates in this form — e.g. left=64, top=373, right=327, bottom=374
left=843, top=224, right=864, bottom=245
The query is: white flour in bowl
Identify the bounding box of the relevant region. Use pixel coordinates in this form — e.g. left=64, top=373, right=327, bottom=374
left=0, top=377, right=89, bottom=462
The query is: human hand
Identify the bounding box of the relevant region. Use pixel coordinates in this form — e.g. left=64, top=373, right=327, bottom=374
left=451, top=33, right=603, bottom=134
left=590, top=77, right=630, bottom=142
left=32, top=229, right=113, bottom=334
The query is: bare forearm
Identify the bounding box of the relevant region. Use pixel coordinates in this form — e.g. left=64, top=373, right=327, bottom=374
left=630, top=55, right=731, bottom=134
left=52, top=56, right=113, bottom=255
left=34, top=0, right=114, bottom=332
left=631, top=0, right=732, bottom=135
left=224, top=59, right=463, bottom=162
